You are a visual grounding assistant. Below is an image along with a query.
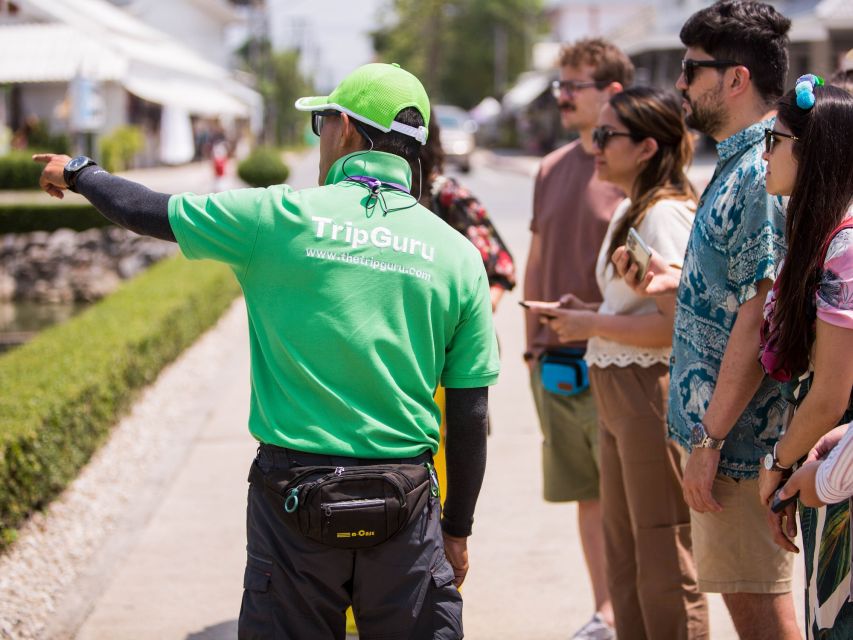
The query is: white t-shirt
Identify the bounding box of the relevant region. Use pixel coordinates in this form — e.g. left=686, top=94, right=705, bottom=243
left=585, top=197, right=695, bottom=368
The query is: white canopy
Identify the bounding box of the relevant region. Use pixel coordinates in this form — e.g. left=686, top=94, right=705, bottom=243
left=3, top=0, right=259, bottom=119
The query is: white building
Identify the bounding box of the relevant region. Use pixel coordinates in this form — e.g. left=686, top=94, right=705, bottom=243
left=0, top=0, right=261, bottom=164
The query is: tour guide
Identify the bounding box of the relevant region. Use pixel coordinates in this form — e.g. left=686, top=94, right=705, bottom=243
left=35, top=63, right=499, bottom=639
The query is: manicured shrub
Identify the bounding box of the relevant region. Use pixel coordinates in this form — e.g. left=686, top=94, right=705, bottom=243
left=99, top=126, right=144, bottom=173
left=0, top=152, right=44, bottom=191
left=0, top=255, right=241, bottom=547
left=0, top=203, right=112, bottom=234
left=237, top=147, right=290, bottom=187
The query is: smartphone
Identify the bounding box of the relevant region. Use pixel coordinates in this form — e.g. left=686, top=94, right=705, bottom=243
left=519, top=300, right=559, bottom=318
left=626, top=227, right=653, bottom=280
left=770, top=489, right=799, bottom=513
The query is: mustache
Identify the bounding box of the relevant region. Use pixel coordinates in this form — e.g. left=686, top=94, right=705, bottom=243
left=558, top=102, right=576, bottom=112
left=681, top=91, right=692, bottom=107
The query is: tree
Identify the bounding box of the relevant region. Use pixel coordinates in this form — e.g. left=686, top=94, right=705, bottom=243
left=237, top=40, right=313, bottom=146
left=372, top=0, right=544, bottom=109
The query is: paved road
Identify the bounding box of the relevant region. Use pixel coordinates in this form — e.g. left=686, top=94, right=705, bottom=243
left=53, top=148, right=803, bottom=638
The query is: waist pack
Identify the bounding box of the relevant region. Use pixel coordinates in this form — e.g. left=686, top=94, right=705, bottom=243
left=540, top=349, right=589, bottom=397
left=249, top=461, right=435, bottom=549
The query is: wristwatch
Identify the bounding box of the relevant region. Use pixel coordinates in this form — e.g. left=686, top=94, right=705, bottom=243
left=763, top=442, right=793, bottom=473
left=690, top=421, right=725, bottom=450
left=63, top=155, right=97, bottom=193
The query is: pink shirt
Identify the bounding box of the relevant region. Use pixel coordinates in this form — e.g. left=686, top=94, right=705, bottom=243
left=816, top=218, right=853, bottom=330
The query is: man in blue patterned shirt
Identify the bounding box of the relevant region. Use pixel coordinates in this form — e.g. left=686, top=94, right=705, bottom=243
left=668, top=3, right=800, bottom=638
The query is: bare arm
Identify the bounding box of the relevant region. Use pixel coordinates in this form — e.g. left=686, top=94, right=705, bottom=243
left=775, top=320, right=853, bottom=466
left=701, top=278, right=773, bottom=439
left=523, top=232, right=544, bottom=355
left=545, top=308, right=673, bottom=348
left=683, top=279, right=771, bottom=513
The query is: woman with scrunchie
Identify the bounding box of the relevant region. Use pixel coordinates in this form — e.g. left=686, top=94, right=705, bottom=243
left=539, top=87, right=708, bottom=639
left=758, top=76, right=853, bottom=637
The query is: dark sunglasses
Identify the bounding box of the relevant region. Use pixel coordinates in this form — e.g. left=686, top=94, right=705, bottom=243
left=311, top=109, right=340, bottom=137
left=551, top=79, right=610, bottom=99
left=681, top=58, right=741, bottom=85
left=764, top=128, right=799, bottom=154
left=592, top=126, right=640, bottom=150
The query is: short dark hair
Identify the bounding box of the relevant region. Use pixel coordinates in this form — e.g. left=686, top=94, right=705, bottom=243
left=355, top=107, right=424, bottom=166
left=559, top=38, right=635, bottom=87
left=830, top=68, right=853, bottom=95
left=680, top=1, right=791, bottom=104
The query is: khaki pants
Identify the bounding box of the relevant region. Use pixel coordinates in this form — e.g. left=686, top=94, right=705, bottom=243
left=590, top=363, right=708, bottom=640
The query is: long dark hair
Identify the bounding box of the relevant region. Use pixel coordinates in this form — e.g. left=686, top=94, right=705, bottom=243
left=605, top=87, right=697, bottom=265
left=770, top=85, right=853, bottom=375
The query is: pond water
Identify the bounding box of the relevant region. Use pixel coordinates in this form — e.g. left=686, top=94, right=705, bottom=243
left=0, top=301, right=87, bottom=354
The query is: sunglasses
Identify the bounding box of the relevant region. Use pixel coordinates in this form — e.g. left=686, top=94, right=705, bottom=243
left=592, top=126, right=640, bottom=150
left=681, top=58, right=741, bottom=85
left=551, top=79, right=610, bottom=99
left=764, top=128, right=799, bottom=154
left=311, top=109, right=340, bottom=137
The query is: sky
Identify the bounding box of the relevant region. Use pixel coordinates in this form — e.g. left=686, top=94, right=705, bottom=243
left=268, top=0, right=384, bottom=93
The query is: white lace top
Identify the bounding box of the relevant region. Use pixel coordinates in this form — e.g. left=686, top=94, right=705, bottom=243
left=585, top=198, right=695, bottom=368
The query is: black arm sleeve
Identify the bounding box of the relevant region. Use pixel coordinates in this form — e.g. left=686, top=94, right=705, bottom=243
left=441, top=386, right=489, bottom=538
left=75, top=166, right=176, bottom=242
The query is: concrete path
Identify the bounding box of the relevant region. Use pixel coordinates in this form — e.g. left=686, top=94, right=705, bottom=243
left=29, top=147, right=804, bottom=639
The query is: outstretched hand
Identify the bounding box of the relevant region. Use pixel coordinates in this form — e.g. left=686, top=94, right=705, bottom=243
left=32, top=153, right=72, bottom=199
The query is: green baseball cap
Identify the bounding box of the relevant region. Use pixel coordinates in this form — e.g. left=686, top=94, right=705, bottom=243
left=295, top=63, right=430, bottom=144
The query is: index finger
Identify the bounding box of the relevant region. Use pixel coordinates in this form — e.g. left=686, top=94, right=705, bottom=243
left=31, top=153, right=57, bottom=164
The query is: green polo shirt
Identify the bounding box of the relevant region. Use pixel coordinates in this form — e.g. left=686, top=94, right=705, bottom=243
left=168, top=150, right=499, bottom=458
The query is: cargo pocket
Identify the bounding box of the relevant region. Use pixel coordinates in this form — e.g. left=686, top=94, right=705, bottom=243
left=411, top=550, right=463, bottom=640
left=238, top=552, right=273, bottom=640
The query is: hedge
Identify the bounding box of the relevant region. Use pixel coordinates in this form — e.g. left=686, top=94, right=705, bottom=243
left=237, top=147, right=290, bottom=187
left=0, top=152, right=44, bottom=191
left=0, top=203, right=112, bottom=234
left=0, top=255, right=241, bottom=547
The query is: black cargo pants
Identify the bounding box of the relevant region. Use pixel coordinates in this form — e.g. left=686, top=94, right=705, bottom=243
left=238, top=444, right=463, bottom=640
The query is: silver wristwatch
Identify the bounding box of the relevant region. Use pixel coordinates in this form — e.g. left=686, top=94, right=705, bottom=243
left=763, top=442, right=792, bottom=473
left=690, top=421, right=725, bottom=450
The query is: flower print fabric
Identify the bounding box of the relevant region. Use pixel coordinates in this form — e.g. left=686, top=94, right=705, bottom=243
left=817, top=222, right=853, bottom=330
left=431, top=175, right=516, bottom=291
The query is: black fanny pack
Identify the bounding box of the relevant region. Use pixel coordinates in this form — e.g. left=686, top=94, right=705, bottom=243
left=249, top=461, right=436, bottom=549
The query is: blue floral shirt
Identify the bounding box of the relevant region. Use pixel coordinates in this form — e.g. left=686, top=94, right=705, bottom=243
left=669, top=119, right=788, bottom=479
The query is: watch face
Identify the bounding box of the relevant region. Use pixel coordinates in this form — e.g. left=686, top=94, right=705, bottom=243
left=67, top=156, right=90, bottom=171
left=691, top=423, right=705, bottom=446
left=763, top=453, right=774, bottom=471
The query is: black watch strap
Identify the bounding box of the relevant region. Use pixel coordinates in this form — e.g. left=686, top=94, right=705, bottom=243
left=64, top=156, right=97, bottom=193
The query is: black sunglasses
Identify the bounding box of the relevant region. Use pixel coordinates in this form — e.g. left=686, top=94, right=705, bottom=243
left=592, top=126, right=640, bottom=150
left=551, top=79, right=610, bottom=99
left=311, top=109, right=340, bottom=137
left=764, top=128, right=799, bottom=154
left=681, top=58, right=741, bottom=85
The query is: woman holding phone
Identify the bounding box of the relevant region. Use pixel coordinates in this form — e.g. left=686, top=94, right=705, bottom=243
left=757, top=77, right=853, bottom=637
left=542, top=87, right=706, bottom=638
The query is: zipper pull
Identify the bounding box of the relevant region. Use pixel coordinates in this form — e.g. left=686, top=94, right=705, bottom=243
left=335, top=466, right=345, bottom=476
left=323, top=504, right=332, bottom=517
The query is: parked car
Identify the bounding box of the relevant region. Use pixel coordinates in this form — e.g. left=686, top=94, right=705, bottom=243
left=434, top=104, right=477, bottom=173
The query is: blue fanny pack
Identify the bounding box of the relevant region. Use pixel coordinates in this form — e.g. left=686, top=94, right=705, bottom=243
left=540, top=349, right=589, bottom=397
